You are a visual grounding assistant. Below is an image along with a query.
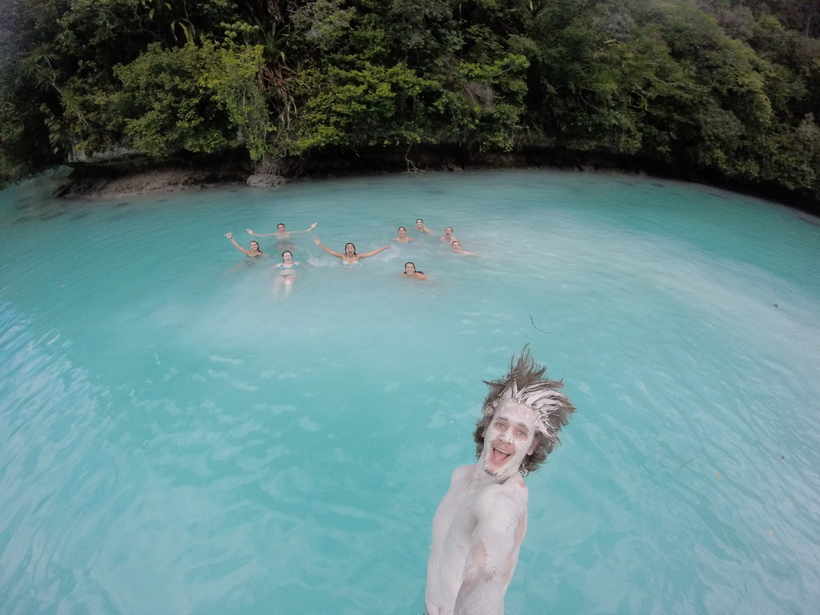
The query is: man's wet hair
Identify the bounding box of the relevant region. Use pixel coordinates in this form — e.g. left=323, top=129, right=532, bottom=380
left=473, top=346, right=575, bottom=475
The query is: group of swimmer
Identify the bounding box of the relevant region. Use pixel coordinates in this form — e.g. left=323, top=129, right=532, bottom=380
left=397, top=219, right=477, bottom=256
left=225, top=218, right=475, bottom=296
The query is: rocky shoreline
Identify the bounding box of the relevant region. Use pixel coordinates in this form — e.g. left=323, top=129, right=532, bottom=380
left=54, top=152, right=253, bottom=199
left=53, top=146, right=820, bottom=216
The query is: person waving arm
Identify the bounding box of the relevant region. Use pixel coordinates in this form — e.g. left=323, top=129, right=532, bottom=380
left=226, top=232, right=262, bottom=257
left=313, top=237, right=345, bottom=258
left=292, top=222, right=318, bottom=234
left=358, top=244, right=392, bottom=258
left=246, top=228, right=275, bottom=237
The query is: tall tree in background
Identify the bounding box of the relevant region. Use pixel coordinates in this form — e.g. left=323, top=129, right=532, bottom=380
left=1, top=0, right=819, bottom=202
left=0, top=0, right=66, bottom=177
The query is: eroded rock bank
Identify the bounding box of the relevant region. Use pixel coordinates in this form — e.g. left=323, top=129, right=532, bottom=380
left=54, top=152, right=253, bottom=199
left=53, top=146, right=820, bottom=217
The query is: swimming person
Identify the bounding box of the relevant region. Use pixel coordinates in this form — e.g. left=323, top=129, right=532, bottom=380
left=402, top=262, right=428, bottom=280
left=450, top=240, right=475, bottom=255
left=440, top=227, right=457, bottom=244
left=247, top=222, right=317, bottom=250
left=226, top=232, right=264, bottom=257
left=394, top=227, right=416, bottom=243
left=273, top=250, right=300, bottom=300
left=313, top=238, right=391, bottom=264
left=415, top=219, right=433, bottom=234
left=425, top=347, right=575, bottom=615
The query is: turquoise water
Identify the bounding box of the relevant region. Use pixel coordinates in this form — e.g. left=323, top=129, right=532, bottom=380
left=1, top=169, right=819, bottom=614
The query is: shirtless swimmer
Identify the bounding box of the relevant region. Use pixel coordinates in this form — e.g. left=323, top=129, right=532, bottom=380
left=425, top=347, right=575, bottom=615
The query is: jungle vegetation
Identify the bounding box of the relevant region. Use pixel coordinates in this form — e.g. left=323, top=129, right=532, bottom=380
left=1, top=0, right=819, bottom=205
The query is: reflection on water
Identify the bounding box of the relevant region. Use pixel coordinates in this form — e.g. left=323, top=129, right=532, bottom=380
left=1, top=170, right=819, bottom=614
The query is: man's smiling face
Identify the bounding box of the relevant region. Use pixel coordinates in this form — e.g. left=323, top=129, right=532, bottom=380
left=481, top=400, right=538, bottom=478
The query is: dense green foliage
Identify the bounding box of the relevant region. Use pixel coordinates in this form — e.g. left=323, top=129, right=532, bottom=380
left=1, top=0, right=819, bottom=201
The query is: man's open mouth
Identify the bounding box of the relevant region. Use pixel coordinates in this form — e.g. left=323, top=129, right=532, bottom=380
left=491, top=447, right=511, bottom=465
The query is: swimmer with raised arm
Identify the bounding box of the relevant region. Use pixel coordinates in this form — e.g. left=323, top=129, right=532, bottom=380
left=440, top=227, right=458, bottom=244
left=226, top=232, right=264, bottom=257
left=425, top=347, right=575, bottom=615
left=415, top=219, right=433, bottom=234
left=402, top=262, right=428, bottom=280
left=394, top=227, right=416, bottom=244
left=247, top=222, right=317, bottom=250
left=313, top=238, right=391, bottom=264
left=450, top=240, right=475, bottom=256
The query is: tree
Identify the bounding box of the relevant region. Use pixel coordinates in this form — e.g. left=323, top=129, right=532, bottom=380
left=199, top=40, right=276, bottom=162
left=114, top=42, right=234, bottom=156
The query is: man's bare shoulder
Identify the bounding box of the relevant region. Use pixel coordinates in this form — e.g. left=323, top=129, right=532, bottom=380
left=450, top=464, right=476, bottom=485
left=476, top=477, right=529, bottom=512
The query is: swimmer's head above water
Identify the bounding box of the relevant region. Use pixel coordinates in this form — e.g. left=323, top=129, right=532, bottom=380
left=403, top=261, right=428, bottom=279
left=473, top=346, right=575, bottom=475
left=395, top=227, right=416, bottom=242
left=226, top=232, right=263, bottom=257
left=281, top=250, right=293, bottom=262
left=314, top=238, right=390, bottom=262
left=451, top=240, right=476, bottom=255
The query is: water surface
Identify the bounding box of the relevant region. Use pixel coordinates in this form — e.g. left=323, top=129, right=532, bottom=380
left=1, top=170, right=819, bottom=614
